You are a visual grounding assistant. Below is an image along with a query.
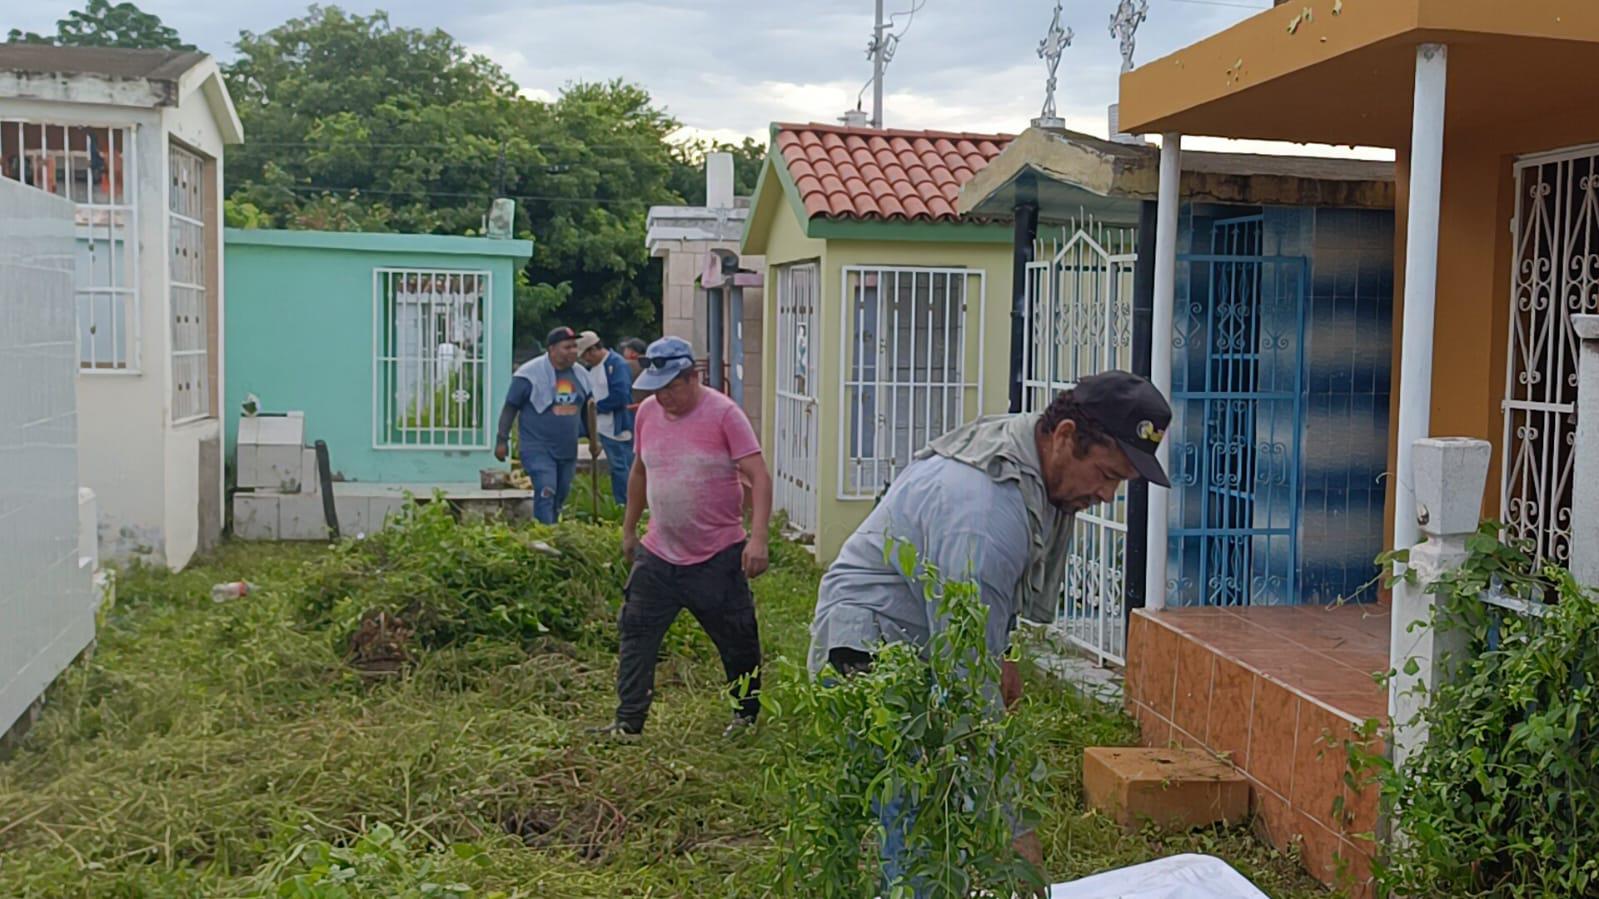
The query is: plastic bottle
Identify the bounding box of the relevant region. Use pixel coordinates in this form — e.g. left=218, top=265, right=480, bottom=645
left=210, top=581, right=258, bottom=603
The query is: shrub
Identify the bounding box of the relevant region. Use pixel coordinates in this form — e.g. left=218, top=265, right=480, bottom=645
left=764, top=541, right=1046, bottom=898
left=1376, top=524, right=1599, bottom=897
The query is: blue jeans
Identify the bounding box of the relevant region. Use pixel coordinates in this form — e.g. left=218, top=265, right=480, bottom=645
left=877, top=791, right=927, bottom=898
left=598, top=434, right=633, bottom=507
left=522, top=451, right=576, bottom=524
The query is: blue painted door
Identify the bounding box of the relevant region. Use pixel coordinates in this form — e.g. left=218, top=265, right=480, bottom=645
left=1168, top=216, right=1308, bottom=606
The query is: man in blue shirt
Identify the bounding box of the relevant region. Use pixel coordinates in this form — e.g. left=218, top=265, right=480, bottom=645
left=576, top=330, right=635, bottom=507
left=496, top=326, right=591, bottom=524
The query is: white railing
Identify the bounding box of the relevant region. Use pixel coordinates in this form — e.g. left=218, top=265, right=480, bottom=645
left=1, top=119, right=140, bottom=372
left=837, top=265, right=985, bottom=500
left=372, top=269, right=492, bottom=449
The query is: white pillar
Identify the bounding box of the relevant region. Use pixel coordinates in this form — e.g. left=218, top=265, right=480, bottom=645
left=1145, top=132, right=1182, bottom=611
left=1393, top=43, right=1449, bottom=553
left=1571, top=314, right=1599, bottom=588
left=1389, top=437, right=1487, bottom=769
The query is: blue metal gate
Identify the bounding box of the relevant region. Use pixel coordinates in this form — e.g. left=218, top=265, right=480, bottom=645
left=1167, top=216, right=1308, bottom=607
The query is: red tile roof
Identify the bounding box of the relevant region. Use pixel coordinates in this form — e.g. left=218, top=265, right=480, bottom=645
left=773, top=123, right=1013, bottom=223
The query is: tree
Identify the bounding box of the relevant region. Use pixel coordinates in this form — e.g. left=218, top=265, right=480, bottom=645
left=668, top=136, right=767, bottom=206
left=7, top=0, right=194, bottom=50
left=222, top=6, right=682, bottom=346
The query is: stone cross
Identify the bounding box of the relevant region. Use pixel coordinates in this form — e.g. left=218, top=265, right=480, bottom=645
left=1110, top=0, right=1149, bottom=73
left=1036, top=1, right=1074, bottom=124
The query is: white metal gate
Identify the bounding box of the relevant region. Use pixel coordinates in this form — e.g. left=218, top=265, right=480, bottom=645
left=1503, top=145, right=1599, bottom=567
left=1024, top=219, right=1138, bottom=665
left=838, top=266, right=986, bottom=499
left=773, top=262, right=821, bottom=536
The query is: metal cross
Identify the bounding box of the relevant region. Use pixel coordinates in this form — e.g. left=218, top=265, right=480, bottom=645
left=1036, top=1, right=1074, bottom=124
left=1110, top=0, right=1149, bottom=73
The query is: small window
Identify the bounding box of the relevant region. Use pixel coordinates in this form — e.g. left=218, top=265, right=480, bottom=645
left=1, top=120, right=139, bottom=371
left=839, top=266, right=984, bottom=498
left=169, top=142, right=211, bottom=421
left=374, top=269, right=492, bottom=449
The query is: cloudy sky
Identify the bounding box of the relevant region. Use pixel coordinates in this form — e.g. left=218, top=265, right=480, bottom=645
left=8, top=0, right=1389, bottom=158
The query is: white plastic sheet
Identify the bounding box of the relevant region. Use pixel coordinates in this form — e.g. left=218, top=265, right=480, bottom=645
left=1048, top=853, right=1270, bottom=899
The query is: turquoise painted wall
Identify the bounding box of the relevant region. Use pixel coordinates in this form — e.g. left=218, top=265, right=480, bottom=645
left=224, top=228, right=533, bottom=484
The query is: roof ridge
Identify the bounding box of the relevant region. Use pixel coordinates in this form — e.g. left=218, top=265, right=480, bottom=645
left=774, top=121, right=1015, bottom=142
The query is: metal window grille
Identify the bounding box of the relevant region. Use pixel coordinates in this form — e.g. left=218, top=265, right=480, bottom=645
left=1, top=119, right=139, bottom=371
left=373, top=269, right=492, bottom=449
left=169, top=143, right=210, bottom=421
left=773, top=262, right=821, bottom=535
left=838, top=266, right=985, bottom=500
left=1503, top=145, right=1599, bottom=567
left=1023, top=218, right=1137, bottom=665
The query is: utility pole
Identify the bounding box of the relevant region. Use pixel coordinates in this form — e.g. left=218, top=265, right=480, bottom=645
left=870, top=0, right=886, bottom=128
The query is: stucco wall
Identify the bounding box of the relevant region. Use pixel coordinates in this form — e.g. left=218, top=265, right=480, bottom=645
left=0, top=179, right=95, bottom=737
left=223, top=230, right=530, bottom=485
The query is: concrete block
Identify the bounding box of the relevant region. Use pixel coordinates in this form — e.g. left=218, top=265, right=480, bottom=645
left=251, top=412, right=305, bottom=446
left=1083, top=747, right=1249, bottom=832
left=258, top=444, right=304, bottom=492
left=278, top=494, right=331, bottom=541
left=368, top=495, right=409, bottom=529
left=300, top=448, right=321, bottom=496
left=1411, top=438, right=1490, bottom=538
left=232, top=494, right=280, bottom=541
left=334, top=494, right=371, bottom=536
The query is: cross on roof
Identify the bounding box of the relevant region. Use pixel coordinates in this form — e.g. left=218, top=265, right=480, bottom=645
left=1110, top=0, right=1150, bottom=73
left=1036, top=1, right=1074, bottom=124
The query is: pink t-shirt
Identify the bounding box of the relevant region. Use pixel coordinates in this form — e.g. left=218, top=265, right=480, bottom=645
left=635, top=390, right=762, bottom=565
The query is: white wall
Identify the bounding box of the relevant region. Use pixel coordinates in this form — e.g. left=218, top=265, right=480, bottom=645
left=0, top=178, right=97, bottom=737
left=2, top=79, right=230, bottom=571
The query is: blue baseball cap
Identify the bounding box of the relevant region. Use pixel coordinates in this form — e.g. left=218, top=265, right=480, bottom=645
left=634, top=336, right=697, bottom=391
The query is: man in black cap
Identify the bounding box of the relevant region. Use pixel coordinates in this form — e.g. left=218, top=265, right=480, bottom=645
left=806, top=370, right=1172, bottom=893
left=496, top=326, right=592, bottom=523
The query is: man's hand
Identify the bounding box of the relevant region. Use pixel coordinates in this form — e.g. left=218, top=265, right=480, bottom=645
left=494, top=439, right=508, bottom=463
left=1002, top=659, right=1023, bottom=711
left=623, top=530, right=640, bottom=567
left=742, top=536, right=769, bottom=579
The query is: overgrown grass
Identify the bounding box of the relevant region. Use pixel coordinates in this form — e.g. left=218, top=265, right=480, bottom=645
left=0, top=513, right=1327, bottom=898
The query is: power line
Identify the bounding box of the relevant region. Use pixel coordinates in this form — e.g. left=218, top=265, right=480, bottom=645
left=272, top=183, right=658, bottom=206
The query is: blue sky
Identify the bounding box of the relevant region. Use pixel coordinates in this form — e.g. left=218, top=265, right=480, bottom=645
left=6, top=0, right=1389, bottom=157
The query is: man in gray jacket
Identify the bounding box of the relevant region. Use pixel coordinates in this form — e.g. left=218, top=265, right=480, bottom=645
left=807, top=370, right=1172, bottom=891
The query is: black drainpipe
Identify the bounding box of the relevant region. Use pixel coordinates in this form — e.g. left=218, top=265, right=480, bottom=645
left=1008, top=174, right=1040, bottom=413
left=1124, top=199, right=1159, bottom=612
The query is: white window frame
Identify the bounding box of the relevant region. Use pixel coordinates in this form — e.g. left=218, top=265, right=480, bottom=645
left=0, top=119, right=141, bottom=373
left=836, top=265, right=986, bottom=500
left=372, top=268, right=494, bottom=451
left=169, top=141, right=211, bottom=423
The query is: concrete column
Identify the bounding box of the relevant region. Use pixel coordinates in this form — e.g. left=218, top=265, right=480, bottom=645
left=1145, top=132, right=1181, bottom=611
left=1571, top=314, right=1599, bottom=588
left=1008, top=174, right=1039, bottom=414
left=1393, top=42, right=1449, bottom=554
left=1389, top=437, right=1487, bottom=769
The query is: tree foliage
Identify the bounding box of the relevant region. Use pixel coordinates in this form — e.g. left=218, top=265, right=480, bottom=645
left=221, top=5, right=743, bottom=349
left=7, top=0, right=193, bottom=50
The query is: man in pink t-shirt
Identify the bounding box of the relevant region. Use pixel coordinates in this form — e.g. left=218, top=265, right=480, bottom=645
left=595, top=337, right=773, bottom=740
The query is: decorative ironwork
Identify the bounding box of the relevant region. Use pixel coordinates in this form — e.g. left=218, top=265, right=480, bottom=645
left=1023, top=216, right=1137, bottom=665
left=1167, top=216, right=1308, bottom=607
left=1034, top=1, right=1074, bottom=128
left=774, top=263, right=821, bottom=536
left=1503, top=147, right=1599, bottom=567
left=1110, top=0, right=1149, bottom=74
left=374, top=269, right=492, bottom=449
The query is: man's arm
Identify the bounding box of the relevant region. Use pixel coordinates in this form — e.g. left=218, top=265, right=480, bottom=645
left=621, top=454, right=647, bottom=565
left=736, top=453, right=773, bottom=578
left=597, top=356, right=631, bottom=414
left=494, top=377, right=532, bottom=462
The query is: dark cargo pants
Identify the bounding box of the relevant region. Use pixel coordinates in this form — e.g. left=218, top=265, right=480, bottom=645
left=614, top=542, right=761, bottom=730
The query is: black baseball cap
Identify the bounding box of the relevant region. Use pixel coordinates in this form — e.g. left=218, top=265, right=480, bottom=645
left=546, top=326, right=578, bottom=347
left=1073, top=371, right=1173, bottom=488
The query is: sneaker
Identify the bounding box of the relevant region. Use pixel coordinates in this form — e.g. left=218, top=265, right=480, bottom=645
left=722, top=716, right=757, bottom=739
left=590, top=721, right=642, bottom=742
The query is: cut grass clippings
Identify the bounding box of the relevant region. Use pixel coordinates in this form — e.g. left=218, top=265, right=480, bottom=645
left=0, top=513, right=1328, bottom=898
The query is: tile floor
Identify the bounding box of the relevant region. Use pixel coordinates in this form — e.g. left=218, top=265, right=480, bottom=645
left=1123, top=604, right=1390, bottom=899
